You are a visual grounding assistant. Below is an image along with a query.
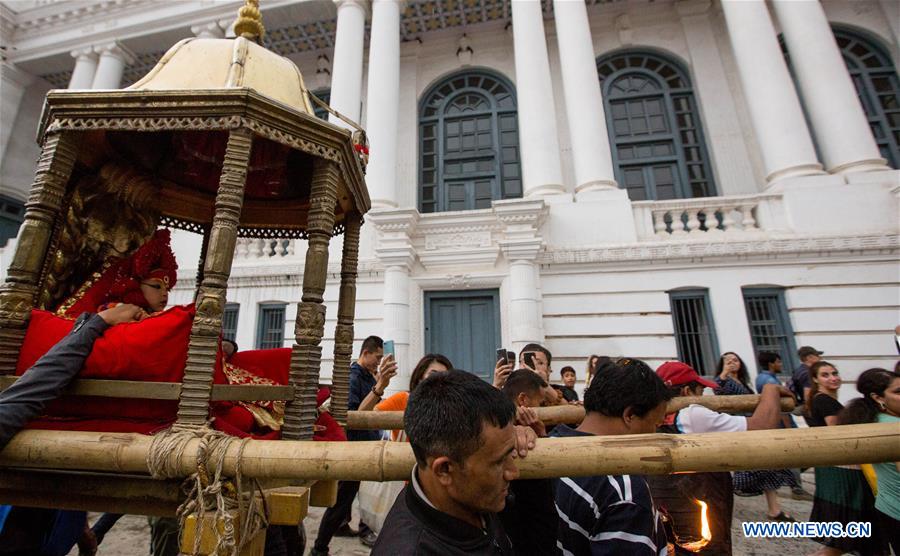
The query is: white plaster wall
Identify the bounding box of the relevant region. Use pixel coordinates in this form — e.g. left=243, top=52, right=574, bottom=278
left=0, top=78, right=52, bottom=202
left=172, top=246, right=898, bottom=400
left=539, top=257, right=899, bottom=396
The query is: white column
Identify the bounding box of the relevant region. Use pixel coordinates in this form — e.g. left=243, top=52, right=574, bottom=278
left=0, top=63, right=34, bottom=165
left=368, top=208, right=418, bottom=395
left=772, top=0, right=888, bottom=174
left=511, top=0, right=566, bottom=199
left=329, top=0, right=369, bottom=127
left=191, top=22, right=226, bottom=39
left=720, top=0, right=823, bottom=185
left=553, top=0, right=618, bottom=198
left=365, top=0, right=402, bottom=208
left=68, top=48, right=98, bottom=89
left=383, top=264, right=410, bottom=391
left=507, top=260, right=542, bottom=352
left=552, top=0, right=617, bottom=197
left=496, top=199, right=546, bottom=352
left=675, top=0, right=761, bottom=194
left=90, top=42, right=135, bottom=89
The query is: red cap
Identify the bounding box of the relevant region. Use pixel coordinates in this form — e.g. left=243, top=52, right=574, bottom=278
left=656, top=361, right=718, bottom=389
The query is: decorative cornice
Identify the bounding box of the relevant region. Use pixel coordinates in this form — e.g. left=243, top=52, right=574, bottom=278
left=413, top=271, right=506, bottom=290
left=368, top=207, right=419, bottom=269
left=538, top=233, right=899, bottom=266
left=367, top=207, right=420, bottom=234
left=494, top=198, right=547, bottom=261
left=178, top=232, right=899, bottom=292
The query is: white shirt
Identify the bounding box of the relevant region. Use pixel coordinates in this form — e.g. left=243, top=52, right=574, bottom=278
left=674, top=404, right=747, bottom=434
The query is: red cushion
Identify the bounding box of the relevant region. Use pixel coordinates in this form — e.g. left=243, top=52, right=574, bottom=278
left=16, top=306, right=194, bottom=382
left=227, top=348, right=292, bottom=385
left=15, top=307, right=194, bottom=423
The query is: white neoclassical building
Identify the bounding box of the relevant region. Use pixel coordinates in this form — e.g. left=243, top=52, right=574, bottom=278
left=1, top=0, right=898, bottom=398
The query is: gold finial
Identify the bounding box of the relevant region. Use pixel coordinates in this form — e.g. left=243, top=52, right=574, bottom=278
left=233, top=0, right=265, bottom=41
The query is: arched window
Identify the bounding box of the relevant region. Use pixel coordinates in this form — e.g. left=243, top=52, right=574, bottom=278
left=835, top=28, right=900, bottom=168
left=418, top=70, right=522, bottom=213
left=597, top=51, right=717, bottom=201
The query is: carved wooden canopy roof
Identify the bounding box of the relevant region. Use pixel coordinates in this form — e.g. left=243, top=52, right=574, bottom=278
left=38, top=88, right=370, bottom=237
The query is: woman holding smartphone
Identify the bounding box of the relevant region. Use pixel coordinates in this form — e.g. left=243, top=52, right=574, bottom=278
left=375, top=354, right=453, bottom=441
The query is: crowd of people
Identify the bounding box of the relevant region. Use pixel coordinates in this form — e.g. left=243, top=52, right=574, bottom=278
left=0, top=229, right=896, bottom=555
left=341, top=340, right=899, bottom=556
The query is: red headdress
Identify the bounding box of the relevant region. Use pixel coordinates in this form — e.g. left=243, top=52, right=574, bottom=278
left=56, top=229, right=178, bottom=318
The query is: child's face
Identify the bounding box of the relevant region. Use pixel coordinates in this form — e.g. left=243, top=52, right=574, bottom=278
left=562, top=371, right=576, bottom=388
left=139, top=279, right=169, bottom=312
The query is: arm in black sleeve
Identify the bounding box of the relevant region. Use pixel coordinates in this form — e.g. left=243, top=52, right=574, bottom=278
left=0, top=313, right=109, bottom=448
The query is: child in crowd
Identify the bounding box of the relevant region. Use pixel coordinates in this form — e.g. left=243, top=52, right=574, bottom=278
left=557, top=366, right=579, bottom=402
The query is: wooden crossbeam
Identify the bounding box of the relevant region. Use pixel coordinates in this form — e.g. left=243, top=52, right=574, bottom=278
left=0, top=468, right=182, bottom=515
left=1, top=423, right=896, bottom=482
left=346, top=394, right=795, bottom=430
left=0, top=468, right=322, bottom=519
left=0, top=376, right=292, bottom=402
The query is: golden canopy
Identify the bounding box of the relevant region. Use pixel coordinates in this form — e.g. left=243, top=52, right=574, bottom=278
left=128, top=36, right=315, bottom=117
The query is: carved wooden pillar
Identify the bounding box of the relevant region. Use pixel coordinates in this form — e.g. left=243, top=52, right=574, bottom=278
left=175, top=128, right=252, bottom=426
left=329, top=212, right=361, bottom=425
left=0, top=131, right=80, bottom=373
left=282, top=159, right=339, bottom=440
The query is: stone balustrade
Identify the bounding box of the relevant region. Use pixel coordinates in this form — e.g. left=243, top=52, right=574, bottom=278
left=632, top=193, right=789, bottom=240
left=234, top=237, right=295, bottom=259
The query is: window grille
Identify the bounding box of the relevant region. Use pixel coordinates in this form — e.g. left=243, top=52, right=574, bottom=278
left=597, top=51, right=717, bottom=201
left=222, top=303, right=240, bottom=343
left=256, top=304, right=287, bottom=349
left=742, top=288, right=797, bottom=371
left=670, top=290, right=720, bottom=375
left=419, top=70, right=522, bottom=213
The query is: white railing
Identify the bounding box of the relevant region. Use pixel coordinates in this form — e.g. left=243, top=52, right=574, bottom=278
left=234, top=238, right=295, bottom=259
left=632, top=193, right=789, bottom=240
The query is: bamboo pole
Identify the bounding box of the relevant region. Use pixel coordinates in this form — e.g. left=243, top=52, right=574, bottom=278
left=0, top=423, right=895, bottom=482
left=346, top=394, right=795, bottom=430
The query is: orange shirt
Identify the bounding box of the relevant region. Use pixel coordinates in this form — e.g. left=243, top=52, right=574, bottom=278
left=375, top=391, right=409, bottom=441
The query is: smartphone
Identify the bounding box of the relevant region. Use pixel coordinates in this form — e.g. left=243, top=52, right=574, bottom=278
left=384, top=340, right=395, bottom=358
left=496, top=348, right=507, bottom=364
left=523, top=351, right=536, bottom=369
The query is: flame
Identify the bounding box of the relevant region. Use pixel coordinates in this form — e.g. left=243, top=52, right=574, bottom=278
left=697, top=500, right=712, bottom=542
left=680, top=499, right=712, bottom=552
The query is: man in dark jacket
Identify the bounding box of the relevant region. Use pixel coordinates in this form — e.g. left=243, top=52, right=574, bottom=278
left=373, top=369, right=553, bottom=555
left=0, top=303, right=142, bottom=556
left=312, top=335, right=397, bottom=554
left=0, top=303, right=142, bottom=448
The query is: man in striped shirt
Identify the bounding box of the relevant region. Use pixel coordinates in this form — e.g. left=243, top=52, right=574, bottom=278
left=552, top=358, right=672, bottom=556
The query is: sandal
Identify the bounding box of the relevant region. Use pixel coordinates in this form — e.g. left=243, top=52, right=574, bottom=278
left=767, top=511, right=796, bottom=522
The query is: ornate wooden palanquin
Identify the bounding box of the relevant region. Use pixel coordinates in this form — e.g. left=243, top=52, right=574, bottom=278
left=0, top=5, right=369, bottom=441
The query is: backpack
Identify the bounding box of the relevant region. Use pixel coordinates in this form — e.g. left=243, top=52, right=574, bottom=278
left=787, top=366, right=807, bottom=405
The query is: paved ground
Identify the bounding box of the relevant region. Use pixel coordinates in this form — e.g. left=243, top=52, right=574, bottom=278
left=74, top=473, right=820, bottom=555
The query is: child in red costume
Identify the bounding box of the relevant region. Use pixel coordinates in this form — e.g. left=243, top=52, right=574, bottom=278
left=56, top=228, right=178, bottom=319
left=25, top=228, right=341, bottom=441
